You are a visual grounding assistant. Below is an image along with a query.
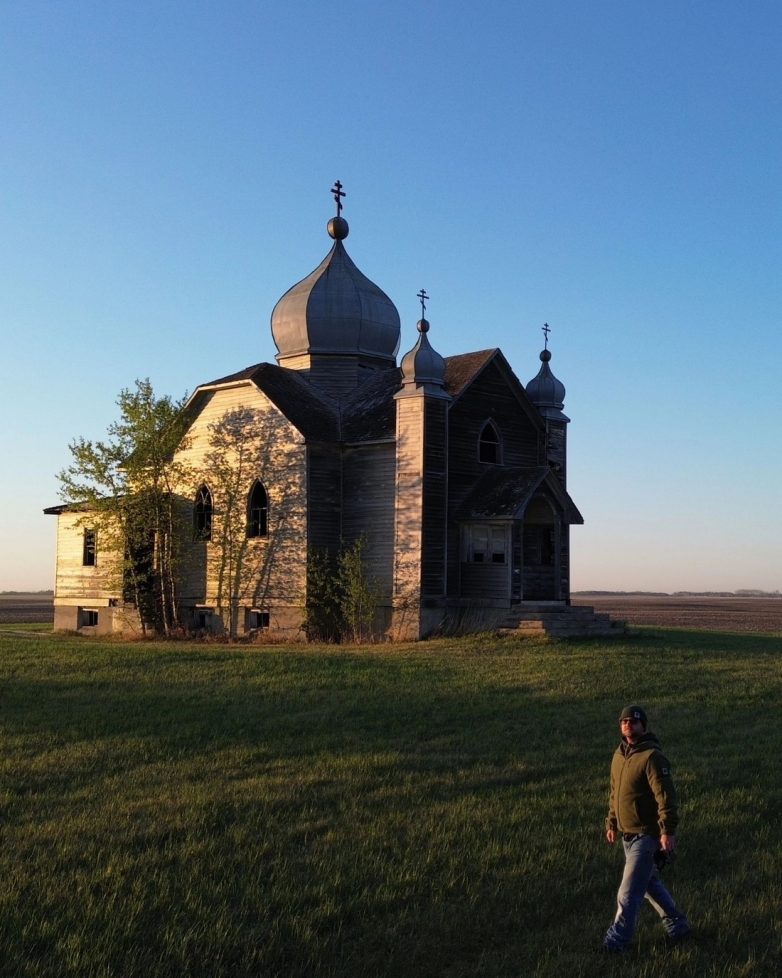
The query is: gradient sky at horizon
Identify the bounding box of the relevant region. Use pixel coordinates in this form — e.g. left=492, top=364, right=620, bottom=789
left=1, top=1, right=779, bottom=592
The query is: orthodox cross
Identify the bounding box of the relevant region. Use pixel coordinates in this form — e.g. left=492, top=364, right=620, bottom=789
left=417, top=288, right=429, bottom=318
left=331, top=180, right=345, bottom=216
left=542, top=322, right=551, bottom=349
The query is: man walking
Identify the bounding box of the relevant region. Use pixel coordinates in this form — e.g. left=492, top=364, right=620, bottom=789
left=602, top=705, right=691, bottom=952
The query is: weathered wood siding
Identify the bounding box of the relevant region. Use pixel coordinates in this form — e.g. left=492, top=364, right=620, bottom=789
left=446, top=360, right=542, bottom=596
left=52, top=512, right=121, bottom=602
left=172, top=382, right=308, bottom=632
left=421, top=399, right=448, bottom=598
left=342, top=441, right=395, bottom=600
left=307, top=444, right=342, bottom=556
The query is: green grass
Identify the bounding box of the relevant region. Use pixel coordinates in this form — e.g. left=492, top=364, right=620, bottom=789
left=1, top=628, right=780, bottom=977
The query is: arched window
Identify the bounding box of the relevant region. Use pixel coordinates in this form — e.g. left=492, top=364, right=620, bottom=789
left=247, top=480, right=268, bottom=538
left=194, top=485, right=213, bottom=541
left=479, top=421, right=502, bottom=464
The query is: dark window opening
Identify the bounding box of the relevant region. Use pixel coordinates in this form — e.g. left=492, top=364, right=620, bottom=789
left=194, top=486, right=213, bottom=541
left=192, top=608, right=214, bottom=630
left=83, top=529, right=96, bottom=566
left=246, top=609, right=270, bottom=630
left=479, top=422, right=501, bottom=464
left=80, top=609, right=99, bottom=627
left=247, top=481, right=268, bottom=538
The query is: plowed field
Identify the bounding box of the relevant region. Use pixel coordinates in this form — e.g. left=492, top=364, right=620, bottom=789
left=0, top=596, right=54, bottom=624
left=573, top=595, right=782, bottom=633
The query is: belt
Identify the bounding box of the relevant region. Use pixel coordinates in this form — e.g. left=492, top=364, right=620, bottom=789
left=622, top=833, right=640, bottom=842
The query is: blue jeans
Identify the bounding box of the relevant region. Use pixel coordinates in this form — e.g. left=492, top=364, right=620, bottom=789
left=604, top=834, right=689, bottom=949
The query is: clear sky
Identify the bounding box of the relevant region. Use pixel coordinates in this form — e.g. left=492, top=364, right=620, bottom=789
left=1, top=1, right=780, bottom=593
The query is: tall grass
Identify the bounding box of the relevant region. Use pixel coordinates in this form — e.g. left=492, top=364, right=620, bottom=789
left=0, top=628, right=780, bottom=977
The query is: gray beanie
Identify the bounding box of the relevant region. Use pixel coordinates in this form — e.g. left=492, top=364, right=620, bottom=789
left=619, top=704, right=648, bottom=728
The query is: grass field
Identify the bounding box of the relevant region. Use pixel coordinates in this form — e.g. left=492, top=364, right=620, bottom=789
left=1, top=628, right=780, bottom=977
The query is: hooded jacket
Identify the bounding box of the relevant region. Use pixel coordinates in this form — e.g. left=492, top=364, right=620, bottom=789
left=605, top=731, right=679, bottom=837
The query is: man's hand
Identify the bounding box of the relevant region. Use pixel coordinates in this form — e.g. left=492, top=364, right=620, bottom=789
left=606, top=829, right=616, bottom=844
left=660, top=833, right=676, bottom=852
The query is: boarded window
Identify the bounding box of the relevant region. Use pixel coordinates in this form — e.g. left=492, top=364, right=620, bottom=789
left=247, top=480, right=269, bottom=538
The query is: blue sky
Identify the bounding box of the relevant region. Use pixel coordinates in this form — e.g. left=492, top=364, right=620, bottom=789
left=1, top=0, right=779, bottom=592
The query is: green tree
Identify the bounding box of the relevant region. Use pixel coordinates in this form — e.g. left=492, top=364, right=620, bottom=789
left=338, top=536, right=382, bottom=643
left=304, top=536, right=382, bottom=643
left=57, top=379, right=191, bottom=635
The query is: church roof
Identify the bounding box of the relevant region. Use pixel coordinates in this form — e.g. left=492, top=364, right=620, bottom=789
left=341, top=367, right=401, bottom=442
left=193, top=343, right=539, bottom=446
left=443, top=349, right=499, bottom=398
left=191, top=362, right=340, bottom=442
left=455, top=466, right=583, bottom=524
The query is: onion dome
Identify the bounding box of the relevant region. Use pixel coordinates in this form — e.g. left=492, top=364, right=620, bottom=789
left=526, top=347, right=566, bottom=414
left=271, top=202, right=400, bottom=367
left=397, top=310, right=450, bottom=399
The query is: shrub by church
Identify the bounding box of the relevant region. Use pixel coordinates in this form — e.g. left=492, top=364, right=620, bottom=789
left=45, top=187, right=583, bottom=639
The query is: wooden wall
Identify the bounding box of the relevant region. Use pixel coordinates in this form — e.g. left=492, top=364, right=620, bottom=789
left=342, top=441, right=396, bottom=600
left=172, top=382, right=309, bottom=633
left=446, top=360, right=542, bottom=597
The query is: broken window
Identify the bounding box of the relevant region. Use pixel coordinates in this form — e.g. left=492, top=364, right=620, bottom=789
left=246, top=608, right=270, bottom=630
left=478, top=421, right=502, bottom=464
left=246, top=480, right=269, bottom=538
left=194, top=486, right=213, bottom=541
left=83, top=529, right=97, bottom=566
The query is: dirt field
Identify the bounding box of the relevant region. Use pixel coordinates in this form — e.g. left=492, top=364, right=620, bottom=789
left=573, top=595, right=782, bottom=634
left=0, top=595, right=54, bottom=625
left=3, top=593, right=781, bottom=633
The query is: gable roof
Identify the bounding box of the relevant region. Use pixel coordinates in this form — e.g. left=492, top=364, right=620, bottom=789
left=187, top=362, right=340, bottom=442
left=455, top=465, right=583, bottom=524
left=443, top=349, right=498, bottom=398
left=186, top=345, right=545, bottom=446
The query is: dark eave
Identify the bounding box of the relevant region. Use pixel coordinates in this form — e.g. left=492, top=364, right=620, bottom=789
left=456, top=465, right=583, bottom=525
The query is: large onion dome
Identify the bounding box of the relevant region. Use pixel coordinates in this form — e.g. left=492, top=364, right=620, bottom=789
left=271, top=211, right=401, bottom=370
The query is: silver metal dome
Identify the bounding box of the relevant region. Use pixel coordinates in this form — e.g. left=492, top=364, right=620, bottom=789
left=400, top=319, right=446, bottom=387
left=271, top=224, right=401, bottom=365
left=526, top=348, right=566, bottom=414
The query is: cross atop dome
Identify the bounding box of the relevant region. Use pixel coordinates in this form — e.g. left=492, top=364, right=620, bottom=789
left=331, top=180, right=345, bottom=216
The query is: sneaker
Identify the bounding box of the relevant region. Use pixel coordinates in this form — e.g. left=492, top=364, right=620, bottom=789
left=665, top=927, right=692, bottom=946
left=600, top=942, right=627, bottom=954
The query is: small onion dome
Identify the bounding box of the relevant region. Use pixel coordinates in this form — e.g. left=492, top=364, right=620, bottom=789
left=399, top=318, right=447, bottom=390
left=271, top=218, right=400, bottom=364
left=526, top=348, right=566, bottom=413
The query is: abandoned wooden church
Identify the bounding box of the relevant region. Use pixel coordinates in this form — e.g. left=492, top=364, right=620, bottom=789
left=45, top=186, right=603, bottom=640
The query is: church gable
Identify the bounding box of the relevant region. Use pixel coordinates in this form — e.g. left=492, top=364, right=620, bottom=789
left=173, top=381, right=309, bottom=634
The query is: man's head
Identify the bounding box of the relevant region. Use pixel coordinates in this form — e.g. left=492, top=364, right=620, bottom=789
left=619, top=704, right=648, bottom=741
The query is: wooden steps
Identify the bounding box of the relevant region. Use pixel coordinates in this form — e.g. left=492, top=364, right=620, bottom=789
left=496, top=603, right=626, bottom=638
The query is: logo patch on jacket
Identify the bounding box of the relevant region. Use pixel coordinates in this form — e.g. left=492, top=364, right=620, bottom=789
left=662, top=767, right=669, bottom=775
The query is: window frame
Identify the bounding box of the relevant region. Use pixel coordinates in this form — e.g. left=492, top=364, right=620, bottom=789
left=478, top=421, right=502, bottom=465
left=193, top=485, right=213, bottom=541
left=82, top=528, right=97, bottom=566
left=246, top=480, right=269, bottom=539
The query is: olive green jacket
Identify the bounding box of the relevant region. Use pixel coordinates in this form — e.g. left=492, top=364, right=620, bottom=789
left=605, top=731, right=679, bottom=837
